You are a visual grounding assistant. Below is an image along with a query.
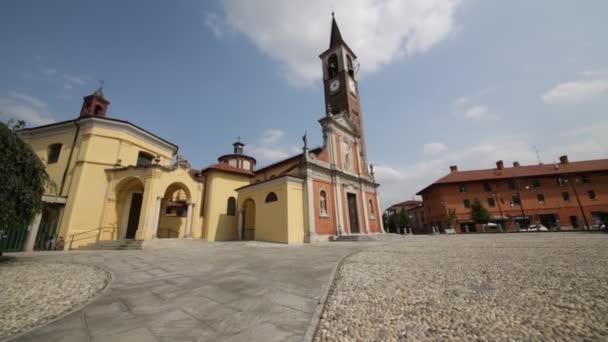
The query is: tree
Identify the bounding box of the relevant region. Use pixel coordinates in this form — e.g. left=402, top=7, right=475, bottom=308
left=470, top=198, right=491, bottom=224
left=6, top=118, right=26, bottom=131
left=445, top=208, right=458, bottom=229
left=382, top=212, right=392, bottom=230
left=398, top=208, right=412, bottom=228
left=0, top=121, right=48, bottom=254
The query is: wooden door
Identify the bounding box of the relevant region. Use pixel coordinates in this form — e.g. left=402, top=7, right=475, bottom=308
left=126, top=193, right=143, bottom=239
left=347, top=193, right=360, bottom=234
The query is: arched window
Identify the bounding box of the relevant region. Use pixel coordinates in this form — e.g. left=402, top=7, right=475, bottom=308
left=94, top=105, right=103, bottom=115
left=265, top=192, right=278, bottom=203
left=47, top=143, right=62, bottom=164
left=320, top=191, right=328, bottom=216
left=227, top=197, right=236, bottom=216
left=327, top=54, right=338, bottom=78
left=347, top=55, right=354, bottom=77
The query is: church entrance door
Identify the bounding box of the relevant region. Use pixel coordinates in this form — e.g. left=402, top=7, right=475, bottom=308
left=347, top=193, right=360, bottom=234
left=126, top=193, right=143, bottom=239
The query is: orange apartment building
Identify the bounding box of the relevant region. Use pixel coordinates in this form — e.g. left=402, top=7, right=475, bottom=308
left=416, top=156, right=608, bottom=233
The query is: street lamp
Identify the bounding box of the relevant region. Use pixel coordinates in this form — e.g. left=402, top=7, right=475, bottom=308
left=493, top=192, right=505, bottom=232
left=565, top=176, right=591, bottom=230
left=513, top=177, right=529, bottom=231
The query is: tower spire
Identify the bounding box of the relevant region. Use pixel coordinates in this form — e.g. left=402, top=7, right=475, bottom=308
left=329, top=13, right=344, bottom=48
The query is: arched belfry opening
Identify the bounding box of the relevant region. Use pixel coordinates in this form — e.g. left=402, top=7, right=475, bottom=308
left=327, top=54, right=339, bottom=78
left=80, top=83, right=110, bottom=118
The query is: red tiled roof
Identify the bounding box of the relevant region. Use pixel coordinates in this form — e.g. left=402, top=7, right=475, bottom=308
left=201, top=163, right=254, bottom=176
left=417, top=158, right=608, bottom=195
left=388, top=200, right=422, bottom=209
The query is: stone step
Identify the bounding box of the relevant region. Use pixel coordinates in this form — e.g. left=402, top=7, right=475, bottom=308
left=73, top=239, right=143, bottom=251
left=331, top=233, right=406, bottom=242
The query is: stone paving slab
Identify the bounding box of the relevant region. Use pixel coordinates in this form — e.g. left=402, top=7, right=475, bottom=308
left=7, top=240, right=377, bottom=342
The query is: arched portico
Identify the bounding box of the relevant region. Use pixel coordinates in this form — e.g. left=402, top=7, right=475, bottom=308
left=156, top=182, right=194, bottom=238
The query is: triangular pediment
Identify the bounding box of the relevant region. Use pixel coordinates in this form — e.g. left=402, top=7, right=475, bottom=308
left=332, top=114, right=360, bottom=136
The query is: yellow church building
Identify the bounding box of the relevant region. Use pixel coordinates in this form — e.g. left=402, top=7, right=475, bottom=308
left=17, top=16, right=385, bottom=250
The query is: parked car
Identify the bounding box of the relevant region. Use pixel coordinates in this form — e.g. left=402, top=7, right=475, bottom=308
left=527, top=224, right=549, bottom=232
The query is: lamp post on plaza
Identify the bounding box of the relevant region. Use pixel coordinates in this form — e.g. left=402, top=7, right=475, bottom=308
left=565, top=176, right=591, bottom=230
left=440, top=200, right=448, bottom=233
left=513, top=177, right=528, bottom=230
left=493, top=192, right=505, bottom=232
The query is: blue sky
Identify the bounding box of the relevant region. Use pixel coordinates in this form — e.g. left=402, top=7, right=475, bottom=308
left=1, top=0, right=607, bottom=207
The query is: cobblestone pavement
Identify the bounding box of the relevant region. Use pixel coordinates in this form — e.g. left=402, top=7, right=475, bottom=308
left=6, top=240, right=371, bottom=342
left=0, top=262, right=110, bottom=339
left=315, top=233, right=608, bottom=341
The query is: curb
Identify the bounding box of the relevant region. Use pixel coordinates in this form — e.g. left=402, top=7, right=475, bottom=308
left=302, top=250, right=358, bottom=342
left=1, top=261, right=115, bottom=342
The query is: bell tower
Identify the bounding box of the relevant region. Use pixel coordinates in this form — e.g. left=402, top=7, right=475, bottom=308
left=80, top=83, right=110, bottom=118
left=319, top=13, right=362, bottom=130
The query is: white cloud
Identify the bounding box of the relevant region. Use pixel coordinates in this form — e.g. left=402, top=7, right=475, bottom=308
left=376, top=135, right=539, bottom=208
left=556, top=121, right=608, bottom=160
left=0, top=92, right=54, bottom=126
left=62, top=74, right=87, bottom=86
left=542, top=79, right=608, bottom=104
left=453, top=96, right=468, bottom=106
left=376, top=123, right=608, bottom=209
left=248, top=129, right=300, bottom=165
left=261, top=129, right=284, bottom=144
left=463, top=105, right=498, bottom=120
left=41, top=67, right=57, bottom=76
left=8, top=91, right=47, bottom=108
left=423, top=142, right=448, bottom=156
left=205, top=12, right=229, bottom=39
left=212, top=0, right=462, bottom=86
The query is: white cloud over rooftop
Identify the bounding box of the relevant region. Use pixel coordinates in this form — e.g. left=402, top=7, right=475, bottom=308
left=212, top=0, right=462, bottom=86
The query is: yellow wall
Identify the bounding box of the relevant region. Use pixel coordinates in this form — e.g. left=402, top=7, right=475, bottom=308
left=287, top=182, right=306, bottom=243
left=20, top=123, right=81, bottom=197
left=22, top=117, right=308, bottom=247
left=237, top=177, right=305, bottom=244
left=203, top=170, right=250, bottom=241
left=21, top=118, right=188, bottom=247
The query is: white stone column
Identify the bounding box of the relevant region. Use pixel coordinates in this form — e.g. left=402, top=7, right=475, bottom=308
left=184, top=203, right=194, bottom=238
left=237, top=208, right=244, bottom=241
left=24, top=212, right=43, bottom=252
left=334, top=182, right=344, bottom=235
left=151, top=196, right=162, bottom=239
left=376, top=190, right=386, bottom=234
left=305, top=176, right=316, bottom=242
left=361, top=189, right=370, bottom=234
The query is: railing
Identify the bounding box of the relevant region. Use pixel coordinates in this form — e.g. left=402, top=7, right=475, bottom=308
left=157, top=227, right=179, bottom=239
left=68, top=226, right=117, bottom=250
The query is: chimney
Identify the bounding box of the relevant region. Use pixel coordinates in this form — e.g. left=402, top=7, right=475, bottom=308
left=496, top=160, right=504, bottom=170
left=513, top=161, right=520, bottom=167
left=449, top=165, right=458, bottom=172
left=559, top=155, right=569, bottom=164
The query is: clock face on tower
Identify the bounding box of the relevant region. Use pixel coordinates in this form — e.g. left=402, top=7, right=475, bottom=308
left=329, top=79, right=340, bottom=93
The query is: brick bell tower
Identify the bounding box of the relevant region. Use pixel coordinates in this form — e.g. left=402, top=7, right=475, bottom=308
left=319, top=13, right=363, bottom=131
left=319, top=13, right=370, bottom=175
left=80, top=82, right=110, bottom=118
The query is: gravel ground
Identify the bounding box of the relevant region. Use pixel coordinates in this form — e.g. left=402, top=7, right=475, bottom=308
left=315, top=233, right=608, bottom=341
left=0, top=260, right=110, bottom=339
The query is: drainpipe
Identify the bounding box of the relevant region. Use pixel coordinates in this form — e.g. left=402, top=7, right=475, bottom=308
left=59, top=121, right=80, bottom=196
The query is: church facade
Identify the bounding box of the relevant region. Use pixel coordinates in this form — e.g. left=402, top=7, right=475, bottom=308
left=17, top=16, right=384, bottom=250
